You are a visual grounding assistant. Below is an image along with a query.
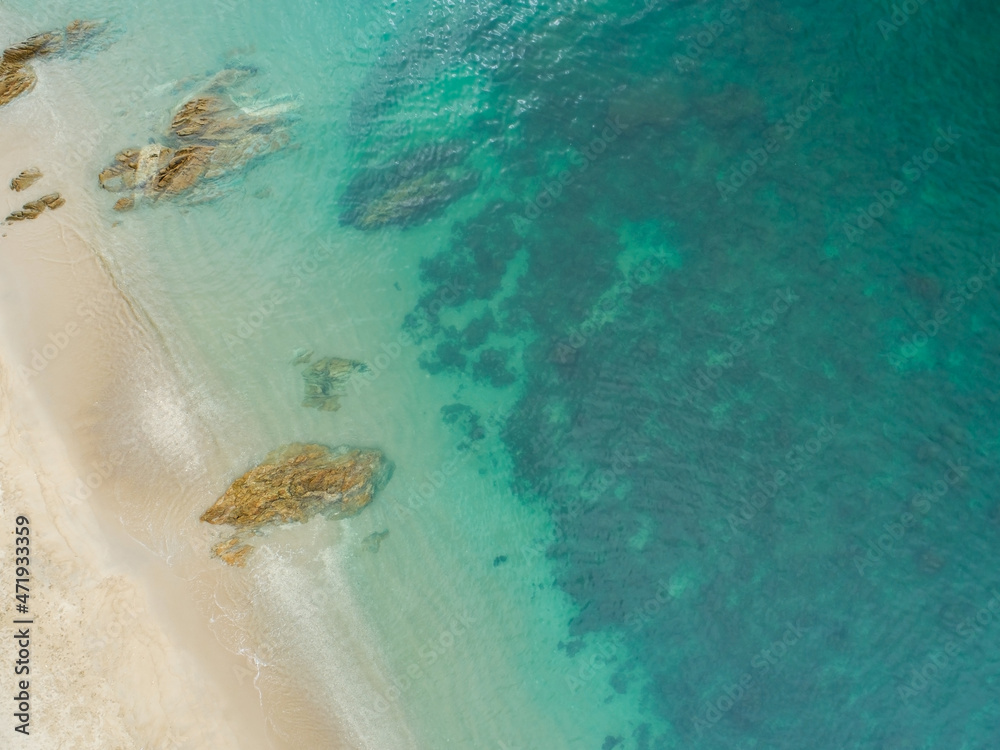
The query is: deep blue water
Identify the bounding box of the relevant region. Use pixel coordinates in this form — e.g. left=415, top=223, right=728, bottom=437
left=379, top=0, right=1000, bottom=746
left=6, top=0, right=998, bottom=745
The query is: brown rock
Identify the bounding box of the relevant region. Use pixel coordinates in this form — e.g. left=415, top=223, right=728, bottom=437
left=10, top=168, right=42, bottom=192
left=0, top=21, right=110, bottom=108
left=63, top=19, right=108, bottom=49
left=152, top=146, right=212, bottom=194
left=113, top=196, right=134, bottom=212
left=4, top=194, right=63, bottom=222
left=40, top=193, right=64, bottom=209
left=1, top=33, right=60, bottom=65
left=99, top=68, right=293, bottom=209
left=0, top=65, right=37, bottom=107
left=200, top=444, right=391, bottom=565
left=170, top=96, right=232, bottom=140
left=211, top=538, right=253, bottom=567
left=4, top=200, right=43, bottom=222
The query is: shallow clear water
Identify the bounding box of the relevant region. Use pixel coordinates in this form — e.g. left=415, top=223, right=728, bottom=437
left=4, top=0, right=1000, bottom=746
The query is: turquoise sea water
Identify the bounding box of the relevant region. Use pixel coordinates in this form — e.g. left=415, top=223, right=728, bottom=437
left=4, top=0, right=1000, bottom=747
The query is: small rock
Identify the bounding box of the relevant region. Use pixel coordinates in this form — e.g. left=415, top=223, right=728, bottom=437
left=40, top=192, right=64, bottom=209
left=212, top=537, right=253, bottom=567
left=10, top=168, right=42, bottom=192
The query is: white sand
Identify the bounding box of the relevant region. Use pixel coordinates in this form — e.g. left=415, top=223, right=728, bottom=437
left=0, top=91, right=416, bottom=749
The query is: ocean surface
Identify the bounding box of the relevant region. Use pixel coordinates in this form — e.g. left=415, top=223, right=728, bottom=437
left=3, top=0, right=1000, bottom=746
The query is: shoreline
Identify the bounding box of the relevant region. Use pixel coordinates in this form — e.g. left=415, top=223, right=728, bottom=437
left=0, top=93, right=417, bottom=748
left=0, top=134, right=278, bottom=746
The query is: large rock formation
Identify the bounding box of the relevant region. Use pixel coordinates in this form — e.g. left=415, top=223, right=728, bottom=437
left=200, top=443, right=391, bottom=566
left=0, top=20, right=110, bottom=107
left=99, top=68, right=294, bottom=209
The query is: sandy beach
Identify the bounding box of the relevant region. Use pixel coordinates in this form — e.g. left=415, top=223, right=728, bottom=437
left=0, top=90, right=417, bottom=749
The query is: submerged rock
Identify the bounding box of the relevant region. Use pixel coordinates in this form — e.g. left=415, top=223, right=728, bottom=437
left=10, top=168, right=42, bottom=192
left=0, top=20, right=110, bottom=107
left=354, top=171, right=480, bottom=230
left=290, top=348, right=314, bottom=365
left=201, top=443, right=392, bottom=566
left=441, top=402, right=485, bottom=441
left=300, top=356, right=369, bottom=411
left=339, top=140, right=479, bottom=230
left=362, top=529, right=390, bottom=553
left=99, top=68, right=294, bottom=208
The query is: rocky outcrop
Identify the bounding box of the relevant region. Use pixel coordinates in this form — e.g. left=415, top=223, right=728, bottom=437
left=339, top=141, right=480, bottom=230
left=200, top=443, right=391, bottom=566
left=299, top=356, right=369, bottom=411
left=0, top=20, right=110, bottom=107
left=99, top=69, right=294, bottom=209
left=4, top=192, right=64, bottom=223
left=10, top=168, right=42, bottom=192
